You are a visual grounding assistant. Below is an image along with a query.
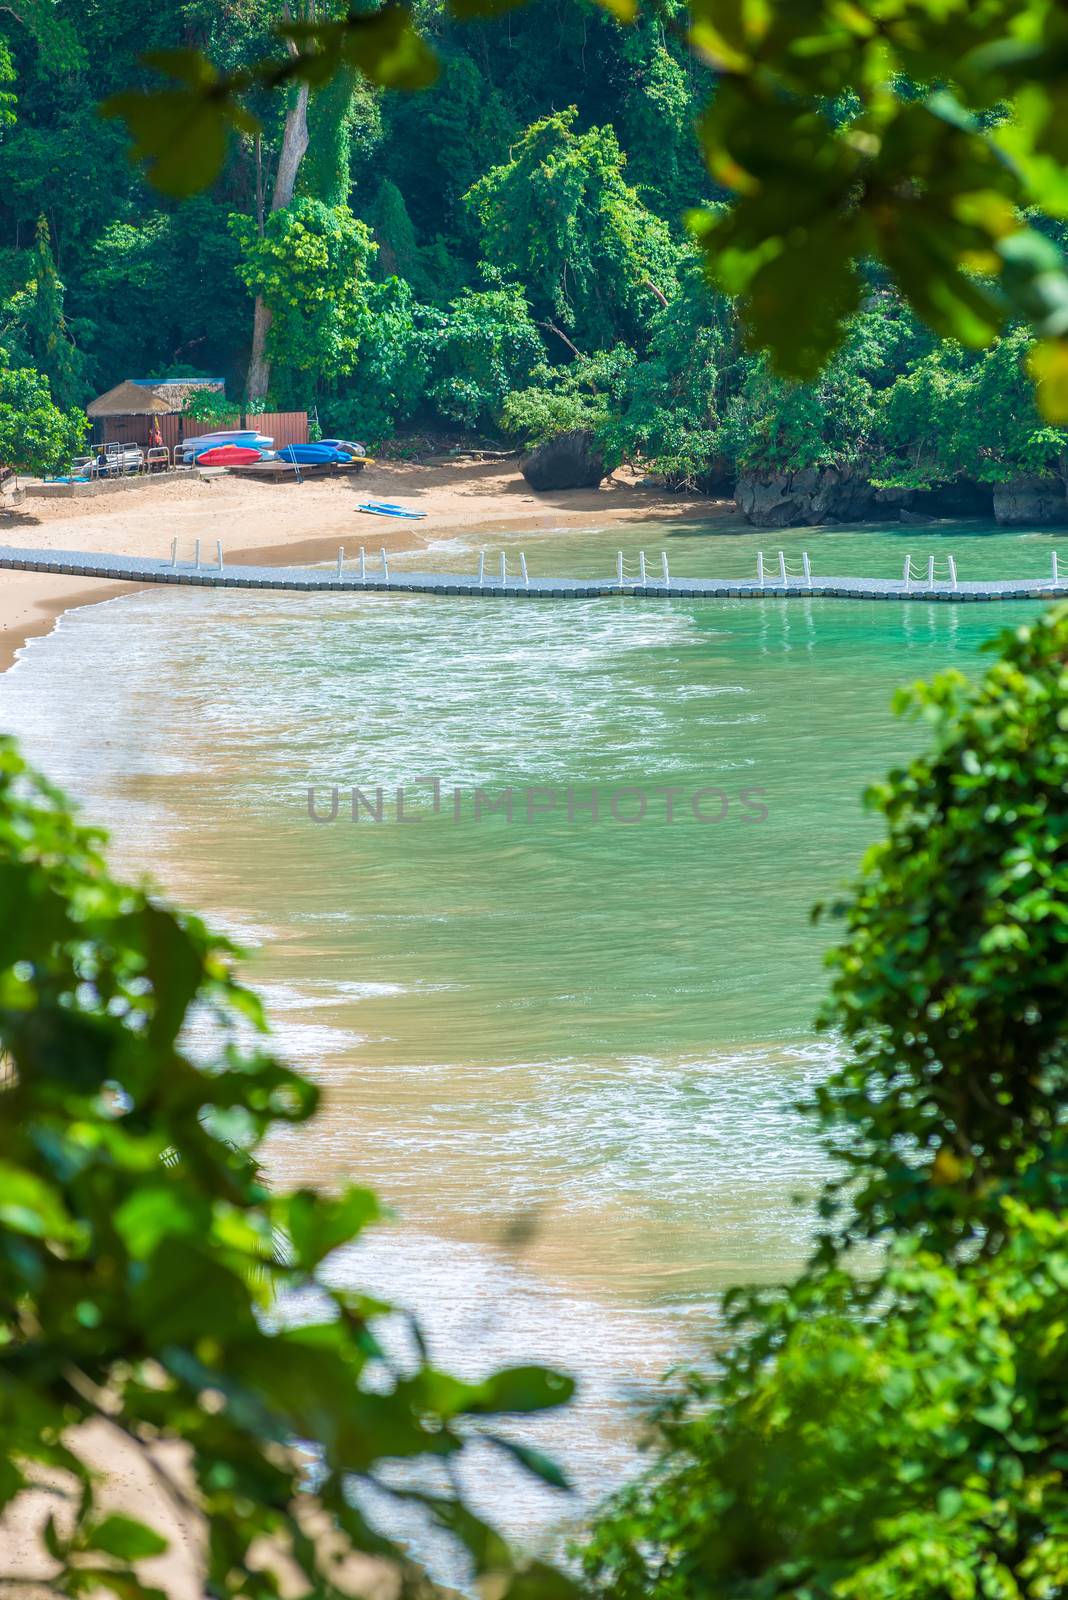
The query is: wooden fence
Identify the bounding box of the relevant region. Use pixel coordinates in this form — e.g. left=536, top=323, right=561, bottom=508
left=91, top=411, right=309, bottom=450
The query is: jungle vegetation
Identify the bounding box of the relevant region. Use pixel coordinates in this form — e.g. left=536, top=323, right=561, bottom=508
left=1, top=4, right=1067, bottom=1593
left=4, top=0, right=1068, bottom=490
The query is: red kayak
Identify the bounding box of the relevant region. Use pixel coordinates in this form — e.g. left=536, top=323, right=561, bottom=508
left=195, top=445, right=264, bottom=466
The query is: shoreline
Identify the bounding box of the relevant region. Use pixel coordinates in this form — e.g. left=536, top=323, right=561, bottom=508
left=0, top=460, right=738, bottom=674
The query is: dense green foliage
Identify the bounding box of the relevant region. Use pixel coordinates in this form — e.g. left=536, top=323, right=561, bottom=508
left=466, top=109, right=679, bottom=352
left=0, top=737, right=580, bottom=1597
left=583, top=608, right=1068, bottom=1596
left=232, top=198, right=376, bottom=394
left=6, top=0, right=1068, bottom=494
left=0, top=358, right=85, bottom=475
left=89, top=0, right=1068, bottom=416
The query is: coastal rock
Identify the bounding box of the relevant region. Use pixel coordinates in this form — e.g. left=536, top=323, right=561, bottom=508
left=735, top=464, right=876, bottom=527
left=992, top=474, right=1068, bottom=526
left=520, top=429, right=605, bottom=491
left=914, top=479, right=994, bottom=518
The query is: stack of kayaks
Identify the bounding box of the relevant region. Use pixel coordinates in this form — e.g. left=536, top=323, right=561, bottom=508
left=182, top=429, right=275, bottom=464
left=186, top=432, right=372, bottom=482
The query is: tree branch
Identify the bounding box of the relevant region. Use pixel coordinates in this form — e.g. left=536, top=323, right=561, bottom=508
left=538, top=320, right=583, bottom=360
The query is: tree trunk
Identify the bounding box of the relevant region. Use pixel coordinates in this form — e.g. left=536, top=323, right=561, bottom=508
left=246, top=78, right=310, bottom=402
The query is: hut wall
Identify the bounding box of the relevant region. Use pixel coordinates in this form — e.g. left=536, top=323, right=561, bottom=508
left=91, top=412, right=308, bottom=450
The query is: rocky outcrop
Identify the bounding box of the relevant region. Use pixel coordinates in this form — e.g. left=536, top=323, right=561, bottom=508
left=992, top=474, right=1068, bottom=526
left=734, top=464, right=876, bottom=527
left=734, top=464, right=1068, bottom=526
left=520, top=429, right=605, bottom=491
left=915, top=480, right=995, bottom=518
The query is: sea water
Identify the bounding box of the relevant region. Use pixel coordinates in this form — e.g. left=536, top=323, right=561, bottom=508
left=0, top=515, right=1049, bottom=1568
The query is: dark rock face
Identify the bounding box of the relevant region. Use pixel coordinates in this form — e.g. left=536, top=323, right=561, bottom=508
left=520, top=429, right=605, bottom=491
left=912, top=480, right=995, bottom=519
left=992, top=474, right=1068, bottom=526
left=734, top=464, right=876, bottom=527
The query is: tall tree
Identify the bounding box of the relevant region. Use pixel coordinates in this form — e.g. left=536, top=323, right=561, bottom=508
left=465, top=108, right=680, bottom=355
left=25, top=213, right=86, bottom=408
left=245, top=40, right=311, bottom=401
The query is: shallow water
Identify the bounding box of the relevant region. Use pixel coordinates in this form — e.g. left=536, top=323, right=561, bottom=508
left=399, top=511, right=1065, bottom=587
left=0, top=515, right=1047, bottom=1565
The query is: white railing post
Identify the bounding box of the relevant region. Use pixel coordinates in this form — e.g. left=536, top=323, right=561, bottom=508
left=359, top=546, right=366, bottom=582
left=617, top=550, right=624, bottom=587
left=802, top=551, right=811, bottom=588
left=194, top=538, right=201, bottom=571
left=639, top=549, right=647, bottom=584
left=947, top=553, right=958, bottom=590
left=478, top=551, right=485, bottom=589
left=520, top=552, right=529, bottom=588
left=217, top=541, right=224, bottom=572
left=903, top=554, right=911, bottom=590
left=170, top=538, right=177, bottom=569
left=1053, top=550, right=1059, bottom=586
left=778, top=550, right=788, bottom=585
left=661, top=551, right=669, bottom=586
left=337, top=546, right=344, bottom=579
left=499, top=551, right=506, bottom=585
left=381, top=547, right=389, bottom=582
left=927, top=554, right=935, bottom=587
left=758, top=551, right=765, bottom=588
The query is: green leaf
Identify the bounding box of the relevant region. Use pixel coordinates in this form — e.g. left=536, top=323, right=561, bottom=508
left=280, top=1185, right=380, bottom=1269
left=1028, top=337, right=1068, bottom=421
left=487, top=1434, right=572, bottom=1490
left=0, top=1161, right=75, bottom=1240
left=333, top=7, right=438, bottom=91
left=77, top=1515, right=169, bottom=1561
left=113, top=1185, right=209, bottom=1258
left=100, top=68, right=258, bottom=198
left=463, top=1366, right=575, bottom=1415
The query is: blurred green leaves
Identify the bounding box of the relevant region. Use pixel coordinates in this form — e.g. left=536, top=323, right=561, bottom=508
left=102, top=50, right=259, bottom=198
left=0, top=735, right=576, bottom=1599
left=101, top=8, right=436, bottom=197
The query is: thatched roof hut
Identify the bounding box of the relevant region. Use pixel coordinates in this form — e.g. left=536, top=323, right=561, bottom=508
left=86, top=377, right=225, bottom=419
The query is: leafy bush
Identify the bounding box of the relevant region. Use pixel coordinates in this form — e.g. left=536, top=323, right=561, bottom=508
left=180, top=386, right=241, bottom=424
left=323, top=277, right=431, bottom=445
left=422, top=280, right=544, bottom=431
left=502, top=347, right=634, bottom=450
left=598, top=262, right=738, bottom=487
left=0, top=357, right=85, bottom=475
left=584, top=607, right=1068, bottom=1597
left=0, top=738, right=578, bottom=1598
left=466, top=108, right=681, bottom=352
left=585, top=1205, right=1068, bottom=1600
left=232, top=199, right=376, bottom=399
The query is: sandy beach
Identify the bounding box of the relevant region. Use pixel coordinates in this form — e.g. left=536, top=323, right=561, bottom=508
left=0, top=454, right=739, bottom=1592
left=0, top=459, right=737, bottom=672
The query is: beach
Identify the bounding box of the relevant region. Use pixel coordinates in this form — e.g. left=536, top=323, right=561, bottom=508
left=0, top=460, right=737, bottom=672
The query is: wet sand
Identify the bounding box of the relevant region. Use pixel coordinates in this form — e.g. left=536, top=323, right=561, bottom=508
left=0, top=461, right=737, bottom=671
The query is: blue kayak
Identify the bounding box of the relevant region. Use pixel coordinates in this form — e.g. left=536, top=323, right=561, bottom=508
left=278, top=443, right=352, bottom=465
left=357, top=501, right=427, bottom=519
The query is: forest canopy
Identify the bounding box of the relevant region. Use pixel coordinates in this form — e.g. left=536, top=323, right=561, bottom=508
left=4, top=0, right=1068, bottom=504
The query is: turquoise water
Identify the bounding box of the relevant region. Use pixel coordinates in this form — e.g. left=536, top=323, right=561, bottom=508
left=397, top=513, right=1065, bottom=586
left=0, top=517, right=1048, bottom=1558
